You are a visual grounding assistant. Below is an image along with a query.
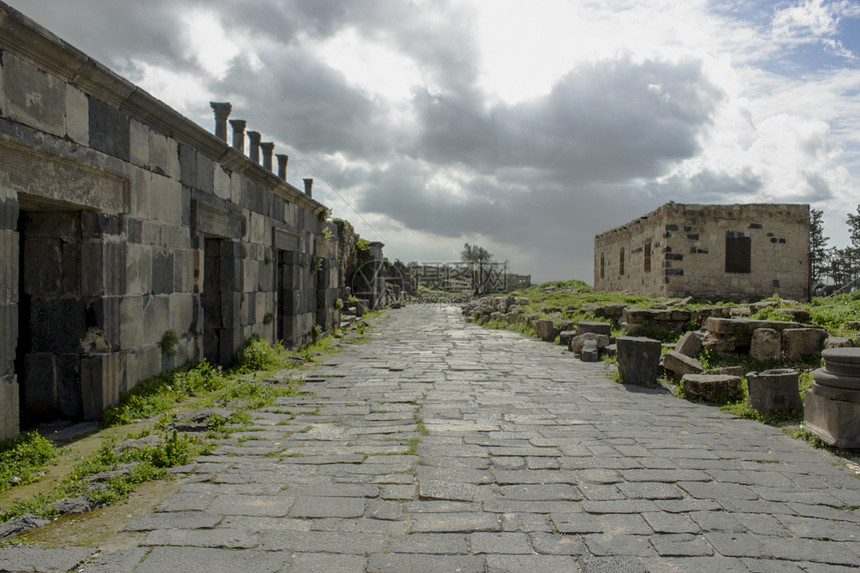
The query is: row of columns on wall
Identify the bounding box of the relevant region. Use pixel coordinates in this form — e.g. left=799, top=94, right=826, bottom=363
left=210, top=102, right=313, bottom=198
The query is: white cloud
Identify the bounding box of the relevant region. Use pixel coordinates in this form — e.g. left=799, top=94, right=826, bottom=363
left=772, top=0, right=860, bottom=58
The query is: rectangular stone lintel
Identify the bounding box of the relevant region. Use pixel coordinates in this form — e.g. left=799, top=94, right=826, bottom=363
left=191, top=200, right=245, bottom=239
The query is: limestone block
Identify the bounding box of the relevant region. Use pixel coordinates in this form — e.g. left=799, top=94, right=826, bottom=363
left=64, top=84, right=89, bottom=145
left=675, top=331, right=702, bottom=357
left=616, top=336, right=661, bottom=386
left=580, top=339, right=600, bottom=362
left=716, top=366, right=744, bottom=377
left=559, top=330, right=577, bottom=348
left=570, top=333, right=610, bottom=355
left=661, top=350, right=704, bottom=375
left=124, top=244, right=152, bottom=296
left=129, top=119, right=149, bottom=168
left=169, top=293, right=195, bottom=336
left=172, top=250, right=191, bottom=293
left=0, top=374, right=19, bottom=441
left=704, top=317, right=750, bottom=337
left=220, top=292, right=242, bottom=329
left=2, top=52, right=66, bottom=136
left=750, top=328, right=782, bottom=362
left=80, top=352, right=125, bottom=420
left=535, top=319, right=558, bottom=342
left=124, top=346, right=161, bottom=392
left=178, top=143, right=197, bottom=188
left=150, top=175, right=182, bottom=226
left=196, top=151, right=214, bottom=194
left=152, top=250, right=174, bottom=295
left=577, top=321, right=612, bottom=337
left=149, top=130, right=168, bottom=175
left=143, top=295, right=170, bottom=346
left=681, top=374, right=742, bottom=404
left=782, top=328, right=828, bottom=362
left=118, top=297, right=145, bottom=351
left=88, top=96, right=130, bottom=161
left=128, top=165, right=152, bottom=219
left=214, top=165, right=231, bottom=200
left=845, top=321, right=860, bottom=331
left=103, top=240, right=126, bottom=296
left=824, top=337, right=853, bottom=349
left=746, top=369, right=803, bottom=413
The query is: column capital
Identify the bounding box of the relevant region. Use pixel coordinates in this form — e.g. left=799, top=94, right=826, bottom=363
left=209, top=101, right=232, bottom=120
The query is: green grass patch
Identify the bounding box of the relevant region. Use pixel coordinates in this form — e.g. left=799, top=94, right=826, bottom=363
left=0, top=433, right=61, bottom=493
left=0, top=429, right=209, bottom=523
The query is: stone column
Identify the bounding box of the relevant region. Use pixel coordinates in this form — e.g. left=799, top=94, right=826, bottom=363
left=303, top=178, right=313, bottom=198
left=261, top=142, right=274, bottom=171
left=276, top=154, right=288, bottom=180
left=247, top=131, right=261, bottom=163
left=210, top=102, right=232, bottom=142
left=229, top=119, right=246, bottom=152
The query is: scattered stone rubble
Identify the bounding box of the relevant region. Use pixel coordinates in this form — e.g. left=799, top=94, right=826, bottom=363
left=463, top=295, right=858, bottom=431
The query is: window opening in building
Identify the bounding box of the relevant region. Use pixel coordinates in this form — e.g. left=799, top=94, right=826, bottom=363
left=644, top=242, right=652, bottom=273
left=619, top=249, right=625, bottom=276
left=725, top=232, right=751, bottom=273
left=600, top=255, right=605, bottom=279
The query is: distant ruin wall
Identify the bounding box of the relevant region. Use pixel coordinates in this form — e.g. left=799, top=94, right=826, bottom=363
left=594, top=202, right=810, bottom=301
left=0, top=3, right=343, bottom=439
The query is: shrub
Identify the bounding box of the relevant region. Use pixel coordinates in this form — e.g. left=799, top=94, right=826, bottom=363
left=236, top=335, right=280, bottom=371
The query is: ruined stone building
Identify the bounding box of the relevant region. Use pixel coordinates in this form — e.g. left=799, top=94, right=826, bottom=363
left=593, top=202, right=810, bottom=301
left=0, top=4, right=354, bottom=440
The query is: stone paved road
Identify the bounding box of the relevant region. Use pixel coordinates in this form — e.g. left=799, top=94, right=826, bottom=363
left=3, top=305, right=860, bottom=572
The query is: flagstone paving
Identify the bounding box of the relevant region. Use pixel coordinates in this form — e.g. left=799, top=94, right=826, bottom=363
left=2, top=304, right=859, bottom=572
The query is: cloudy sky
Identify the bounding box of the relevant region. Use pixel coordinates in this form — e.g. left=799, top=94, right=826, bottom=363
left=9, top=0, right=860, bottom=283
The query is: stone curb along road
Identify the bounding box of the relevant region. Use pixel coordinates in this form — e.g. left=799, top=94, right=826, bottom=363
left=1, top=304, right=859, bottom=572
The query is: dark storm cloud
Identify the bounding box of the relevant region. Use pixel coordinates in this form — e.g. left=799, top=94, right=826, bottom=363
left=211, top=47, right=389, bottom=158
left=410, top=57, right=723, bottom=183
left=643, top=169, right=764, bottom=204
left=9, top=0, right=199, bottom=75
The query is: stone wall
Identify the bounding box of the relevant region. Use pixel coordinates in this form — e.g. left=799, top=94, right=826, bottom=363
left=593, top=207, right=667, bottom=295
left=594, top=202, right=810, bottom=301
left=0, top=3, right=344, bottom=439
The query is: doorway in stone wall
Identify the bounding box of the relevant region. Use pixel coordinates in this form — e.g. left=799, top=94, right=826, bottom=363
left=15, top=204, right=86, bottom=427
left=276, top=249, right=294, bottom=345
left=202, top=238, right=224, bottom=365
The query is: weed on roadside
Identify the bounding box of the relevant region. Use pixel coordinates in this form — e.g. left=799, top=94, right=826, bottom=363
left=0, top=433, right=61, bottom=493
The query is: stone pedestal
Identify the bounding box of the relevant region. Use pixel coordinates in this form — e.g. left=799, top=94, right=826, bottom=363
left=804, top=348, right=860, bottom=449
left=616, top=336, right=661, bottom=386
left=746, top=368, right=803, bottom=413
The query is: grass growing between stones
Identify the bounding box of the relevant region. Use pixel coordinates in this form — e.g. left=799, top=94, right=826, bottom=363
left=0, top=433, right=61, bottom=494
left=0, top=316, right=382, bottom=533
left=0, top=429, right=209, bottom=525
